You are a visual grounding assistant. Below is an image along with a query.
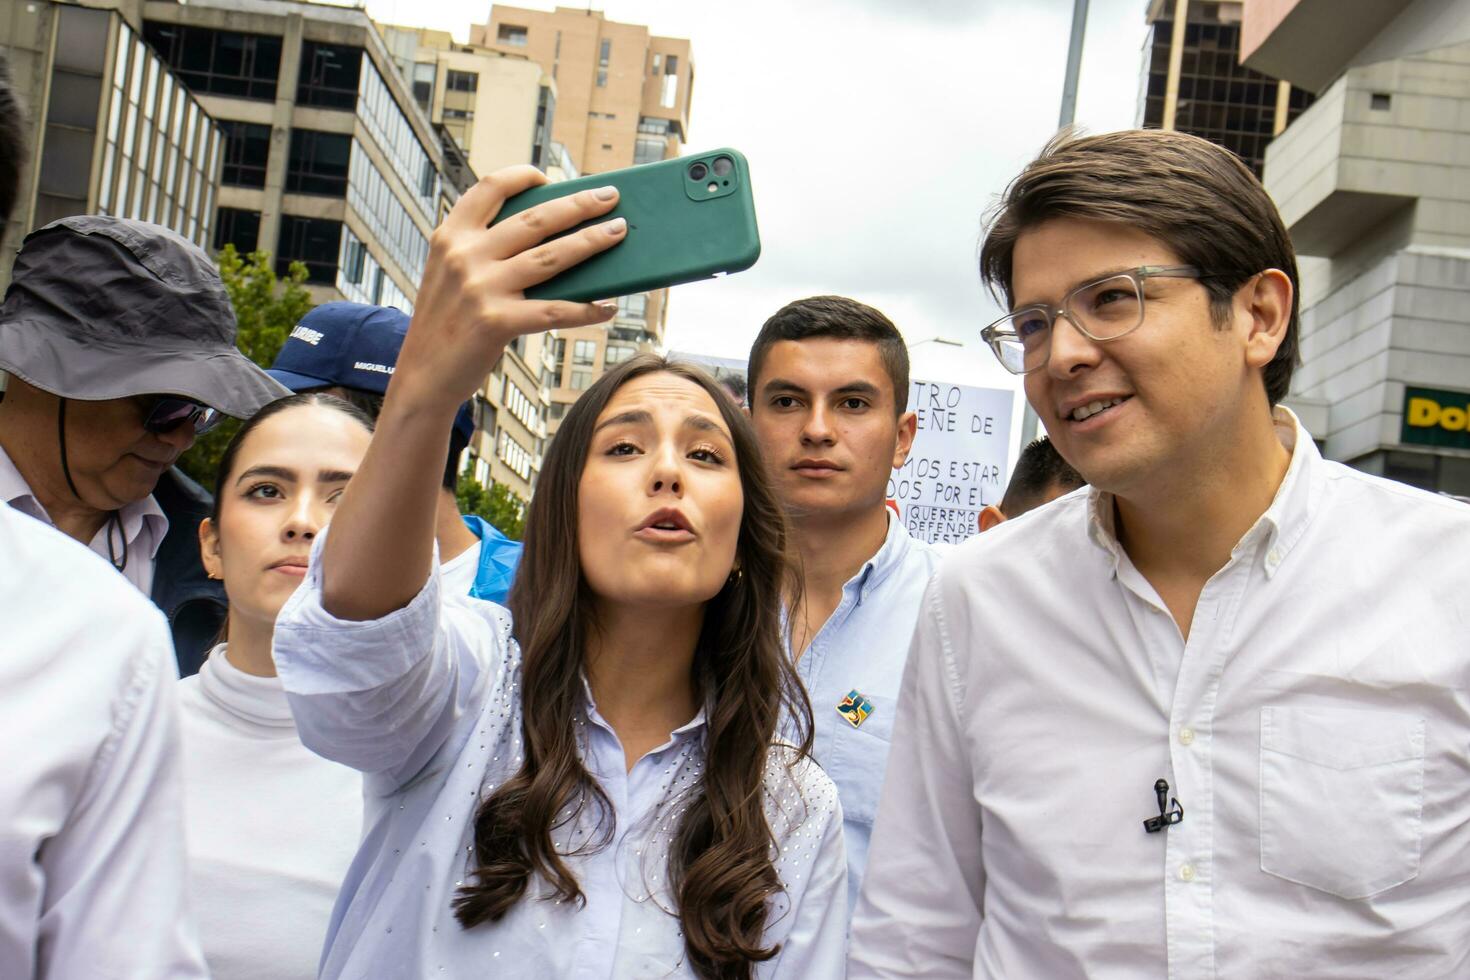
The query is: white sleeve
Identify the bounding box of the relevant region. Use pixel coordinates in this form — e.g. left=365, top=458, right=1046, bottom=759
left=272, top=529, right=502, bottom=791
left=848, top=573, right=985, bottom=979
left=766, top=782, right=849, bottom=980
left=36, top=612, right=207, bottom=980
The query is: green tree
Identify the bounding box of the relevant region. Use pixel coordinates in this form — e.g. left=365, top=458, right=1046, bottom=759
left=456, top=476, right=528, bottom=541
left=178, top=246, right=313, bottom=486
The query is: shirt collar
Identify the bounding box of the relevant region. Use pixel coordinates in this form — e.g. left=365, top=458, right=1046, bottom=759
left=198, top=644, right=298, bottom=730
left=847, top=512, right=914, bottom=607
left=0, top=442, right=168, bottom=559
left=577, top=672, right=709, bottom=746
left=1087, top=406, right=1322, bottom=580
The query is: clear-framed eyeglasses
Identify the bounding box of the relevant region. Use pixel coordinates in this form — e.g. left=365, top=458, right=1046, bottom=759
left=980, top=265, right=1207, bottom=375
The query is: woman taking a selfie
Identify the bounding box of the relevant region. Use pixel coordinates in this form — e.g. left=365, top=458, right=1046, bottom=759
left=272, top=169, right=847, bottom=979
left=178, top=393, right=373, bottom=977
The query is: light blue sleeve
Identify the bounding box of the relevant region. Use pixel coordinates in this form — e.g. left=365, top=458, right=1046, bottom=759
left=272, top=528, right=506, bottom=791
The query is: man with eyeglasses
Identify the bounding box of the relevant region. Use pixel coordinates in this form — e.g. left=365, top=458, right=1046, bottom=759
left=850, top=129, right=1470, bottom=978
left=0, top=215, right=286, bottom=674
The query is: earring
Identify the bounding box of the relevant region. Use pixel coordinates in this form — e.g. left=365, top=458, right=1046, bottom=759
left=726, top=561, right=743, bottom=586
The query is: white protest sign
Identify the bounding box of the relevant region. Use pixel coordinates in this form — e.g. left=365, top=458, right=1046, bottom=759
left=886, top=378, right=1014, bottom=544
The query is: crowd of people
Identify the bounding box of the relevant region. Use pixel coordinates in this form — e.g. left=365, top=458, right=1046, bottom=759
left=2, top=51, right=1467, bottom=980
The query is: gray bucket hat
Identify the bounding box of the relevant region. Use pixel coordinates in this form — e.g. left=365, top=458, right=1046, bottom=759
left=0, top=215, right=287, bottom=417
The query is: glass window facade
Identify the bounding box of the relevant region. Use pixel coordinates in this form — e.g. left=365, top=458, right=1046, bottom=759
left=346, top=140, right=428, bottom=287
left=298, top=41, right=362, bottom=110
left=502, top=377, right=540, bottom=430
left=218, top=120, right=270, bottom=187
left=572, top=339, right=596, bottom=366
left=143, top=21, right=281, bottom=101
left=498, top=429, right=535, bottom=481
left=356, top=58, right=438, bottom=220
left=1141, top=4, right=1314, bottom=177
left=214, top=206, right=260, bottom=254
left=336, top=224, right=413, bottom=312
left=276, top=214, right=341, bottom=284
left=531, top=86, right=555, bottom=170
left=93, top=18, right=220, bottom=248
left=286, top=129, right=351, bottom=196
left=446, top=69, right=478, bottom=93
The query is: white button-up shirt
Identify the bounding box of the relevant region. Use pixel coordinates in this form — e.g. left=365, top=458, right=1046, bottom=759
left=849, top=412, right=1470, bottom=979
left=0, top=443, right=167, bottom=593
left=0, top=502, right=205, bottom=978
left=792, top=515, right=939, bottom=913
left=273, top=535, right=849, bottom=980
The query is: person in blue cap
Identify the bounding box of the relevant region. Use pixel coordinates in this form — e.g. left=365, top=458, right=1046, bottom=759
left=267, top=302, right=521, bottom=604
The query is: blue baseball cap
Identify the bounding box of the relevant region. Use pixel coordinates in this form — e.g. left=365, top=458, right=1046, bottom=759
left=269, top=302, right=475, bottom=440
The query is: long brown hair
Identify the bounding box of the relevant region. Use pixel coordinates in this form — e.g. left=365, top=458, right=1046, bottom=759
left=452, top=355, right=813, bottom=978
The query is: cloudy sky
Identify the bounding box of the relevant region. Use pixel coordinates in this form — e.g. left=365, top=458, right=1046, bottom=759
left=364, top=0, right=1153, bottom=401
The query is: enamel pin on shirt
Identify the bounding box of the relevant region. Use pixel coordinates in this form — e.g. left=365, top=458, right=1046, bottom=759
left=837, top=689, right=873, bottom=728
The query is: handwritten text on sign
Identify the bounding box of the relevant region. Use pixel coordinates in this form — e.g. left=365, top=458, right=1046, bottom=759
left=887, top=379, right=1014, bottom=544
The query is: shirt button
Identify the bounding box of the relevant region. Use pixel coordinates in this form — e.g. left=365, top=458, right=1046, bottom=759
left=1267, top=547, right=1282, bottom=565
left=1179, top=726, right=1196, bottom=746
left=1179, top=863, right=1197, bottom=882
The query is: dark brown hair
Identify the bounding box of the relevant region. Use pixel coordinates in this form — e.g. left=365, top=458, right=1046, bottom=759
left=1000, top=436, right=1085, bottom=518
left=452, top=355, right=813, bottom=979
left=748, top=295, right=911, bottom=414
left=979, top=128, right=1301, bottom=405
left=207, top=393, right=375, bottom=646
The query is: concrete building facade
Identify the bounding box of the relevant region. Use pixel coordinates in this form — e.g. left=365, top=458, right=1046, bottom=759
left=474, top=5, right=694, bottom=433
left=376, top=23, right=568, bottom=501
left=0, top=0, right=222, bottom=288
left=1247, top=0, right=1470, bottom=496
left=377, top=24, right=557, bottom=178
left=1139, top=0, right=1313, bottom=176
left=141, top=0, right=460, bottom=313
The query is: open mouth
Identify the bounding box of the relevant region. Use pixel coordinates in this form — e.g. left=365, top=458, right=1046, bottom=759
left=1068, top=396, right=1131, bottom=423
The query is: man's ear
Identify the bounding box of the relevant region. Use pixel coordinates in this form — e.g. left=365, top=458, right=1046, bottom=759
left=199, top=517, right=223, bottom=581
left=892, top=410, right=918, bottom=469
left=979, top=504, right=1006, bottom=532
left=1242, top=268, right=1292, bottom=374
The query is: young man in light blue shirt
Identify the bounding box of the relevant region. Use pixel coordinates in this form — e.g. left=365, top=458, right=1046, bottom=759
left=747, top=295, right=941, bottom=914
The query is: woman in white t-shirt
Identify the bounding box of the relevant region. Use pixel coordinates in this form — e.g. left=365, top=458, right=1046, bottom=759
left=178, top=392, right=375, bottom=979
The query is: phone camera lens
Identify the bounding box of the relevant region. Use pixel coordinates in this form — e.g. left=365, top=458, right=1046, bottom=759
left=711, top=156, right=734, bottom=177
left=688, top=162, right=709, bottom=182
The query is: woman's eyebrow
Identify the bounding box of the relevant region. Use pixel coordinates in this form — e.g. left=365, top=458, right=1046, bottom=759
left=318, top=469, right=355, bottom=484
left=234, top=464, right=297, bottom=486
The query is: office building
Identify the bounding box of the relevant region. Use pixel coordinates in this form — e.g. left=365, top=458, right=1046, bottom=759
left=474, top=5, right=694, bottom=432
left=376, top=24, right=569, bottom=500
left=0, top=0, right=222, bottom=289
left=1246, top=0, right=1470, bottom=496
left=141, top=0, right=463, bottom=312
left=1139, top=0, right=1313, bottom=176
left=376, top=24, right=557, bottom=176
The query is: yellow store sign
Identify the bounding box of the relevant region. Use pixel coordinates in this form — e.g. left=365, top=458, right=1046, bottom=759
left=1403, top=387, right=1470, bottom=449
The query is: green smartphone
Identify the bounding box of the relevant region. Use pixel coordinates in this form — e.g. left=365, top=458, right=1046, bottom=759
left=492, top=148, right=761, bottom=303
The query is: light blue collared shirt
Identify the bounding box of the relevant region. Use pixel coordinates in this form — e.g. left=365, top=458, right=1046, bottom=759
left=791, top=514, right=940, bottom=914
left=273, top=531, right=849, bottom=979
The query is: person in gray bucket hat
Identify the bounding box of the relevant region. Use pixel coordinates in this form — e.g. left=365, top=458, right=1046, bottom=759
left=0, top=214, right=287, bottom=674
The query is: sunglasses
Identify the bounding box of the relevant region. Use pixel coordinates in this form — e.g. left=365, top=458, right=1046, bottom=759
left=143, top=396, right=221, bottom=435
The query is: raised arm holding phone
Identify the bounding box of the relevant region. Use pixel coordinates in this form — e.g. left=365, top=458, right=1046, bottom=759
left=272, top=167, right=847, bottom=979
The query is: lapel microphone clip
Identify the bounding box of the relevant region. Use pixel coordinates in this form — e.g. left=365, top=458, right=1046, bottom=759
left=1143, top=778, right=1184, bottom=833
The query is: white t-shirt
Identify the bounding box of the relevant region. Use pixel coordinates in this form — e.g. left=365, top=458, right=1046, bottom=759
left=178, top=647, right=363, bottom=980
left=0, top=502, right=205, bottom=978
left=438, top=537, right=483, bottom=597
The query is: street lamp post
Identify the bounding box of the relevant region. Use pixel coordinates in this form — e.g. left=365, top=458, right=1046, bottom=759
left=1019, top=0, right=1090, bottom=448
